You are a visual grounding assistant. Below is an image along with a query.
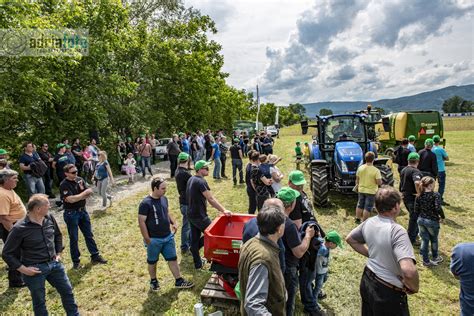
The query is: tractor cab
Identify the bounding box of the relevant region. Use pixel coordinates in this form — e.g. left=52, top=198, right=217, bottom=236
left=300, top=114, right=393, bottom=207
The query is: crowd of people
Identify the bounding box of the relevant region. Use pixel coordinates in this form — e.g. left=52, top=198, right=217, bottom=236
left=0, top=130, right=473, bottom=316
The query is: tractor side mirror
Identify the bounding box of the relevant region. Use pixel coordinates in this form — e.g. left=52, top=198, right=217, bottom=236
left=301, top=120, right=309, bottom=135
left=382, top=117, right=390, bottom=132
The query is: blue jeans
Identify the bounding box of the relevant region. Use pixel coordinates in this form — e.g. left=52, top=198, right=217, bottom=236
left=438, top=171, right=446, bottom=201
left=284, top=265, right=299, bottom=316
left=213, top=157, right=221, bottom=179
left=141, top=156, right=152, bottom=176
left=23, top=261, right=78, bottom=316
left=63, top=209, right=100, bottom=264
left=417, top=217, right=440, bottom=263
left=299, top=264, right=318, bottom=312
left=315, top=273, right=328, bottom=309
left=180, top=204, right=191, bottom=251
left=24, top=173, right=45, bottom=197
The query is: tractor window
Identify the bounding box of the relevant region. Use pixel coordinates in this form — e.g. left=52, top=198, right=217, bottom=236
left=324, top=117, right=365, bottom=143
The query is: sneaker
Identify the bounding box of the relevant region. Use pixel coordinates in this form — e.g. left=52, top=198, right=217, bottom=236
left=354, top=218, right=361, bottom=224
left=195, top=258, right=208, bottom=270
left=150, top=279, right=160, bottom=291
left=9, top=282, right=27, bottom=288
left=107, top=195, right=113, bottom=206
left=175, top=278, right=194, bottom=289
left=423, top=260, right=438, bottom=267
left=318, top=291, right=327, bottom=300
left=441, top=201, right=450, bottom=206
left=433, top=256, right=444, bottom=264
left=91, top=255, right=108, bottom=265
left=72, top=262, right=83, bottom=270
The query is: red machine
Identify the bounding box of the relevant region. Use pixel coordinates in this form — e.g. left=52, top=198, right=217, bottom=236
left=204, top=214, right=255, bottom=297
left=204, top=214, right=255, bottom=270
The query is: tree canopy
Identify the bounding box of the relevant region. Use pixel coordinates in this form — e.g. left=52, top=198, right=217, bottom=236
left=442, top=96, right=473, bottom=113
left=0, top=0, right=256, bottom=163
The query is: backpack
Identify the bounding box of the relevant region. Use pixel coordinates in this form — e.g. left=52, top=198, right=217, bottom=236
left=30, top=159, right=48, bottom=178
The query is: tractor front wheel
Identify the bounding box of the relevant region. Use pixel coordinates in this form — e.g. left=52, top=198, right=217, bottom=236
left=311, top=164, right=329, bottom=207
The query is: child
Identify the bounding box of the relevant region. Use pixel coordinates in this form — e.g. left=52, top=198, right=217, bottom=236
left=295, top=141, right=303, bottom=170
left=124, top=152, right=137, bottom=183
left=303, top=141, right=310, bottom=168
left=315, top=230, right=343, bottom=312
left=415, top=176, right=445, bottom=267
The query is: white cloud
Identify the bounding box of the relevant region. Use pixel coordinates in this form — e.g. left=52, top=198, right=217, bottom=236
left=185, top=0, right=474, bottom=103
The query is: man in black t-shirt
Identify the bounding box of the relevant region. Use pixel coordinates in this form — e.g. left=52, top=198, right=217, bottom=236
left=400, top=153, right=423, bottom=245
left=138, top=178, right=194, bottom=291
left=246, top=151, right=259, bottom=214
left=53, top=144, right=72, bottom=184
left=277, top=187, right=315, bottom=316
left=288, top=170, right=319, bottom=229
left=19, top=142, right=45, bottom=197
left=394, top=138, right=411, bottom=174
left=418, top=138, right=438, bottom=178
left=60, top=164, right=107, bottom=269
left=230, top=138, right=244, bottom=185
left=251, top=155, right=273, bottom=211
left=186, top=160, right=232, bottom=269
left=174, top=152, right=192, bottom=254
left=38, top=143, right=55, bottom=198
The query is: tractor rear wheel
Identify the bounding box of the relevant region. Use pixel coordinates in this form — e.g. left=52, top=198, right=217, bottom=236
left=376, top=164, right=394, bottom=186
left=311, top=164, right=329, bottom=207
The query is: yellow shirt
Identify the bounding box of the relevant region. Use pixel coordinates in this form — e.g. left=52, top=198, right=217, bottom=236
left=0, top=187, right=27, bottom=222
left=356, top=164, right=382, bottom=195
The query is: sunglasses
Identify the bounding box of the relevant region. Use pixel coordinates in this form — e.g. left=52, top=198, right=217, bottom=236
left=69, top=170, right=78, bottom=174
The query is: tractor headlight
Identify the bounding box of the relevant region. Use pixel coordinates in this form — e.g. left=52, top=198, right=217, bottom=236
left=341, top=160, right=348, bottom=173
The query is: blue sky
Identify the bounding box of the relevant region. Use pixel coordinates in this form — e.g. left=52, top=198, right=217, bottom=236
left=185, top=0, right=473, bottom=104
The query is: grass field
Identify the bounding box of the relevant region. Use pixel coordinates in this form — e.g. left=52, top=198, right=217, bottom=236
left=1, top=117, right=473, bottom=315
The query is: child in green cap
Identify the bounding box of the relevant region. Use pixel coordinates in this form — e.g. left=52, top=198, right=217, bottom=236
left=315, top=230, right=343, bottom=311
left=295, top=142, right=303, bottom=170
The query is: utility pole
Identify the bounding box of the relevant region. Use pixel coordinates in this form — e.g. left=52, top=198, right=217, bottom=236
left=275, top=106, right=280, bottom=126
left=256, top=84, right=260, bottom=131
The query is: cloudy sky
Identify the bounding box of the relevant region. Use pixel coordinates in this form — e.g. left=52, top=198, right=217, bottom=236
left=185, top=0, right=473, bottom=104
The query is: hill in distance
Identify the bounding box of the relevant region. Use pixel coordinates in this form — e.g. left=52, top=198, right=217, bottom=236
left=302, top=84, right=474, bottom=116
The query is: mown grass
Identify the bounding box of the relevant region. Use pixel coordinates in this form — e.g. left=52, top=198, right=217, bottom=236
left=1, top=117, right=473, bottom=315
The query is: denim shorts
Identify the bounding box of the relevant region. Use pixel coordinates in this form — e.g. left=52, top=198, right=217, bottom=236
left=357, top=193, right=375, bottom=211
left=145, top=233, right=177, bottom=264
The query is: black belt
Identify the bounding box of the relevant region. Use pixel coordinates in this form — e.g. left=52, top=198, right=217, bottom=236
left=364, top=267, right=407, bottom=294
left=65, top=207, right=86, bottom=212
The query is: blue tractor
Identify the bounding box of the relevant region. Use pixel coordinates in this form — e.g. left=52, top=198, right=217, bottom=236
left=301, top=114, right=394, bottom=207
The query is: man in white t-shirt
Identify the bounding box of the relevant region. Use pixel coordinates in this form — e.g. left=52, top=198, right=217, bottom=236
left=346, top=186, right=419, bottom=316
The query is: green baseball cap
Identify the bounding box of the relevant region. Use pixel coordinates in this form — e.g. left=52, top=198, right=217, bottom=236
left=277, top=186, right=301, bottom=203
left=289, top=170, right=307, bottom=185
left=424, top=138, right=434, bottom=147
left=408, top=135, right=416, bottom=142
left=56, top=143, right=66, bottom=149
left=325, top=230, right=343, bottom=248
left=408, top=152, right=420, bottom=161
left=195, top=160, right=211, bottom=171
left=0, top=149, right=8, bottom=155
left=178, top=152, right=190, bottom=161
left=432, top=135, right=440, bottom=143
left=296, top=141, right=301, bottom=145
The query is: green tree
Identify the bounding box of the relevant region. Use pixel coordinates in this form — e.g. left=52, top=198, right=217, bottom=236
left=288, top=103, right=306, bottom=118
left=442, top=96, right=465, bottom=113
left=319, top=108, right=333, bottom=116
